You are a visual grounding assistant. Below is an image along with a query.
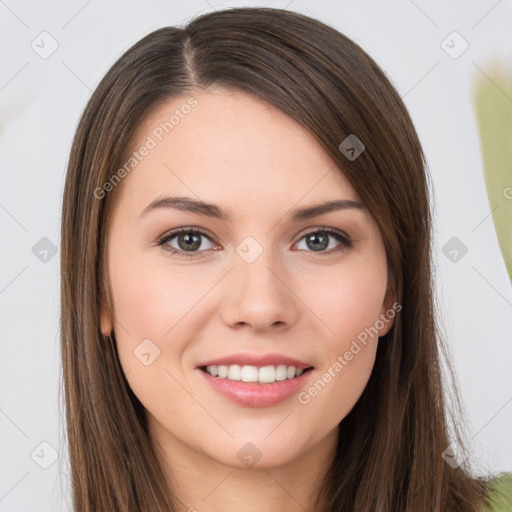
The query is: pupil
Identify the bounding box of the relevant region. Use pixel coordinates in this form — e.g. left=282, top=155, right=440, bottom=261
left=179, top=233, right=201, bottom=251
left=307, top=233, right=328, bottom=251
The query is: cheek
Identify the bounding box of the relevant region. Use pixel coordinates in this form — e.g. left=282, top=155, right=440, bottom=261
left=108, top=250, right=223, bottom=379
left=107, top=254, right=200, bottom=413
left=109, top=248, right=203, bottom=338
left=299, top=339, right=377, bottom=434
left=292, top=260, right=385, bottom=419
left=306, top=258, right=387, bottom=346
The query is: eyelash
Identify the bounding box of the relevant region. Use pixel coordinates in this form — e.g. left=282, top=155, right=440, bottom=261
left=157, top=226, right=352, bottom=259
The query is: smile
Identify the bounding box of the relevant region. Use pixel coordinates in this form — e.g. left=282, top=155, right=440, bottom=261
left=201, top=364, right=311, bottom=384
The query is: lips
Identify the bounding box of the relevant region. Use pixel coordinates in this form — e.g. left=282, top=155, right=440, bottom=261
left=195, top=352, right=313, bottom=370
left=197, top=365, right=315, bottom=407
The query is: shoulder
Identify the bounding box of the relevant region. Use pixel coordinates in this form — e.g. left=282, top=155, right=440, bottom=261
left=483, top=472, right=512, bottom=512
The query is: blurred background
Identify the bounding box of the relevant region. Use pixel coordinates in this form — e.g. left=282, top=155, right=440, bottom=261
left=1, top=1, right=511, bottom=510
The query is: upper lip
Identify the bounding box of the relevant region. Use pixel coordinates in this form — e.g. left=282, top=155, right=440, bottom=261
left=196, top=352, right=313, bottom=369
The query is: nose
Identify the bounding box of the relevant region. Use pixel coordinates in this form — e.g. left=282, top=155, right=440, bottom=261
left=219, top=251, right=299, bottom=332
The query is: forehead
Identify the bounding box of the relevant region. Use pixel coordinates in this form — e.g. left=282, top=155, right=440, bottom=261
left=116, top=87, right=361, bottom=216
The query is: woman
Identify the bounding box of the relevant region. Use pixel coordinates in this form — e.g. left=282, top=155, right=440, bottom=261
left=60, top=6, right=509, bottom=511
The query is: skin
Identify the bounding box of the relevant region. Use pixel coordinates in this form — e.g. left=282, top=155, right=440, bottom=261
left=101, top=87, right=396, bottom=512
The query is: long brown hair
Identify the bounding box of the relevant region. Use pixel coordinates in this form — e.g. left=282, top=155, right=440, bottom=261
left=60, top=7, right=490, bottom=511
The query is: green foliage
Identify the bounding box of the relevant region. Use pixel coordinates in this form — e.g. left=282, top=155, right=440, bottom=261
left=472, top=62, right=512, bottom=282
left=484, top=472, right=512, bottom=511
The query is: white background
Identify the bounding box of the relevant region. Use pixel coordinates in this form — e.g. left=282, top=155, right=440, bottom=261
left=1, top=1, right=511, bottom=510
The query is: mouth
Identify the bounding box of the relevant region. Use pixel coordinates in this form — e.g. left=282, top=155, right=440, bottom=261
left=196, top=363, right=315, bottom=408
left=198, top=364, right=315, bottom=384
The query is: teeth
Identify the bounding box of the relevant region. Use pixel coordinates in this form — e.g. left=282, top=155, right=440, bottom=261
left=205, top=364, right=306, bottom=383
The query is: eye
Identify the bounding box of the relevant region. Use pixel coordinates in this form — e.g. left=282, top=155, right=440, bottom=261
left=157, top=227, right=218, bottom=258
left=294, top=227, right=352, bottom=254
left=157, top=226, right=352, bottom=259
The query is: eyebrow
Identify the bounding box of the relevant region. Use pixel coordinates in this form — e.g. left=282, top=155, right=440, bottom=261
left=139, top=196, right=365, bottom=222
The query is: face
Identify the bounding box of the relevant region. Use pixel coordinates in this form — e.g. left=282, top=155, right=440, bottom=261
left=101, top=87, right=396, bottom=470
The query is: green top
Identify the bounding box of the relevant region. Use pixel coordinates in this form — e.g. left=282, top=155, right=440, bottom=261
left=484, top=472, right=512, bottom=512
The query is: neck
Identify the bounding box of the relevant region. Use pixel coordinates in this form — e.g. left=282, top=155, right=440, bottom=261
left=148, top=416, right=338, bottom=512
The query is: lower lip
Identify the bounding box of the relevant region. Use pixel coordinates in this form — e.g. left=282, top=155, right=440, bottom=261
left=196, top=368, right=314, bottom=408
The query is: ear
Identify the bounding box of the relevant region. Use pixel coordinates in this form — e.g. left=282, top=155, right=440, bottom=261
left=378, top=284, right=399, bottom=337
left=100, top=305, right=113, bottom=336
left=99, top=278, right=113, bottom=336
